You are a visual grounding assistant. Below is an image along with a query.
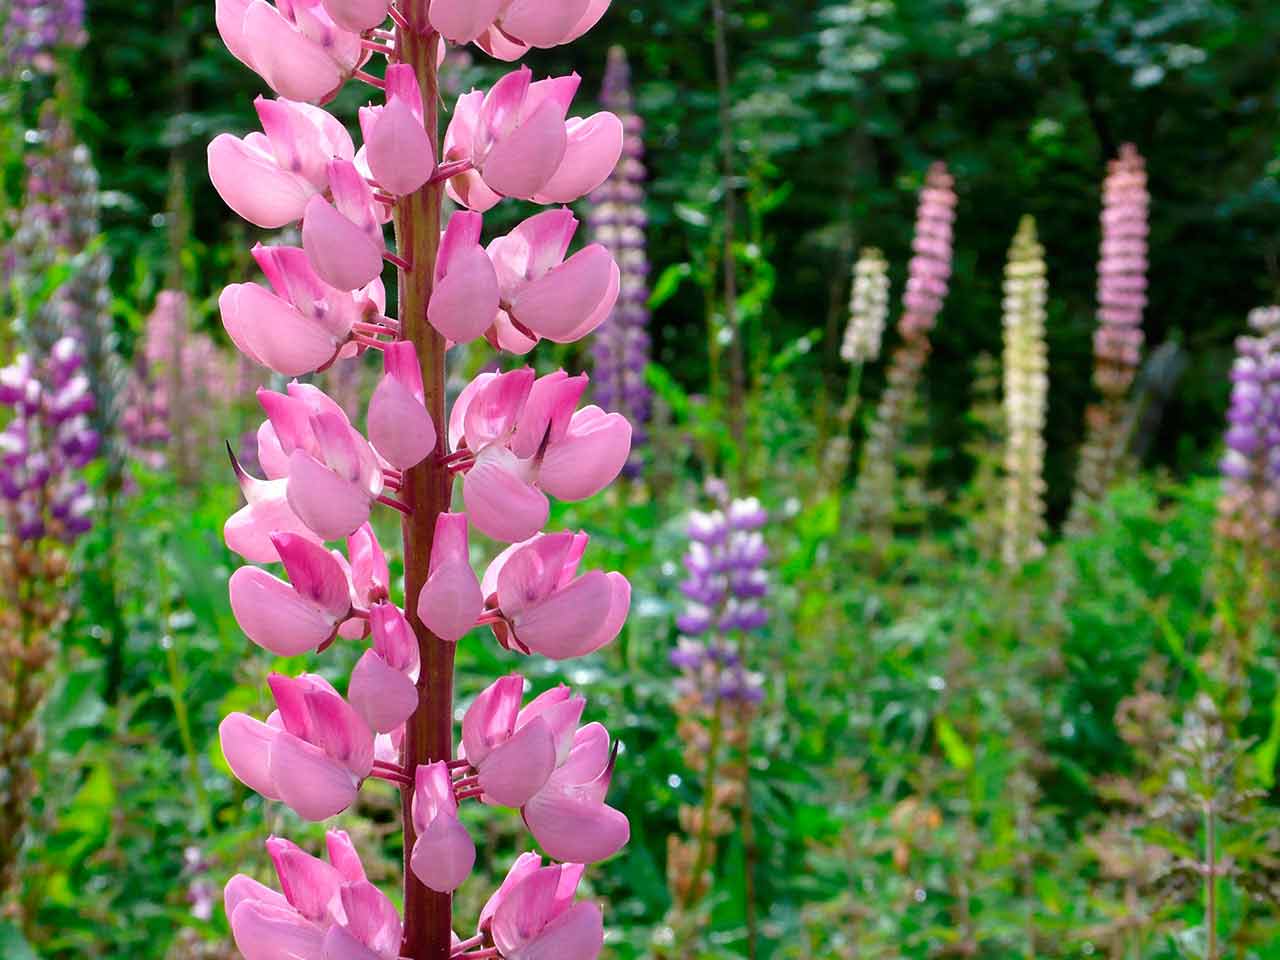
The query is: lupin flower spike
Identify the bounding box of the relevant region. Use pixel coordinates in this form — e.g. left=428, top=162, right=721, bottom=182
left=208, top=0, right=630, bottom=953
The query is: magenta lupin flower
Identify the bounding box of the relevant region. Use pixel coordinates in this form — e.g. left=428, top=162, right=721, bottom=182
left=206, top=3, right=628, bottom=957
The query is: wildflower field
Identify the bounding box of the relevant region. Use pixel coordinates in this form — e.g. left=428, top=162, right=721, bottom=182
left=3, top=2, right=1280, bottom=958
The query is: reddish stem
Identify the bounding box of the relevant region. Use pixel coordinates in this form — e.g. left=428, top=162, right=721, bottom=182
left=394, top=18, right=453, bottom=960
left=377, top=494, right=413, bottom=516
left=354, top=68, right=386, bottom=89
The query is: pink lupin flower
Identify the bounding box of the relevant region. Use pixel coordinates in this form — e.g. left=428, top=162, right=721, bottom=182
left=220, top=245, right=386, bottom=377
left=208, top=96, right=354, bottom=229
left=522, top=721, right=629, bottom=863
left=479, top=532, right=630, bottom=659
left=449, top=369, right=631, bottom=541
left=426, top=211, right=501, bottom=344
left=226, top=831, right=403, bottom=960
left=442, top=68, right=622, bottom=212
left=220, top=672, right=374, bottom=821
left=415, top=512, right=484, bottom=643
left=410, top=761, right=476, bottom=893
left=459, top=675, right=565, bottom=806
left=367, top=341, right=437, bottom=471
left=224, top=448, right=323, bottom=564
left=478, top=855, right=603, bottom=960
left=302, top=159, right=386, bottom=291
left=485, top=208, right=620, bottom=351
left=433, top=0, right=611, bottom=61
left=229, top=531, right=354, bottom=656
left=349, top=602, right=420, bottom=733
left=358, top=64, right=436, bottom=197
left=216, top=0, right=365, bottom=103
left=256, top=382, right=387, bottom=540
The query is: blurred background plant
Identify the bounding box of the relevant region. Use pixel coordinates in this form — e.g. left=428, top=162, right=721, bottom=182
left=2, top=0, right=1280, bottom=957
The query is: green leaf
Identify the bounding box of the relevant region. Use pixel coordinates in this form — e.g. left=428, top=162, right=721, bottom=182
left=934, top=715, right=974, bottom=770
left=647, top=262, right=692, bottom=310
left=1253, top=684, right=1280, bottom=788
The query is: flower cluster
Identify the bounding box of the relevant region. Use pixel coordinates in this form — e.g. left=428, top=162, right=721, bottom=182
left=670, top=496, right=768, bottom=705
left=1000, top=216, right=1048, bottom=566
left=824, top=246, right=891, bottom=489
left=840, top=246, right=890, bottom=366
left=1093, top=144, right=1149, bottom=399
left=588, top=45, right=651, bottom=474
left=122, top=290, right=234, bottom=476
left=665, top=486, right=768, bottom=914
left=898, top=162, right=957, bottom=340
left=0, top=340, right=97, bottom=543
left=854, top=163, right=956, bottom=536
left=1217, top=306, right=1280, bottom=550
left=1067, top=144, right=1150, bottom=530
left=207, top=3, right=630, bottom=957
left=1, top=0, right=85, bottom=73
left=11, top=104, right=125, bottom=485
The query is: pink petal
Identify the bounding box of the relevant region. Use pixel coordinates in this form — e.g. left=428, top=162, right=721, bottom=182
left=511, top=901, right=604, bottom=960
left=229, top=565, right=338, bottom=656
left=477, top=716, right=556, bottom=806
left=269, top=732, right=360, bottom=821
left=479, top=853, right=544, bottom=933
left=410, top=813, right=476, bottom=893
left=416, top=561, right=482, bottom=645
left=339, top=879, right=402, bottom=955
left=215, top=0, right=256, bottom=69
left=462, top=369, right=535, bottom=447
left=244, top=1, right=344, bottom=103
left=498, top=0, right=589, bottom=47
left=347, top=523, right=389, bottom=604
left=231, top=900, right=325, bottom=960
left=427, top=0, right=504, bottom=42
left=428, top=245, right=500, bottom=343
left=224, top=874, right=288, bottom=919
left=220, top=282, right=341, bottom=377
left=321, top=925, right=383, bottom=960
left=266, top=836, right=344, bottom=922
left=220, top=713, right=282, bottom=800
left=533, top=112, right=624, bottom=204
left=348, top=648, right=419, bottom=734
left=326, top=829, right=368, bottom=883
left=481, top=98, right=567, bottom=200
left=208, top=133, right=314, bottom=228
left=510, top=572, right=613, bottom=660
left=274, top=531, right=353, bottom=617
left=554, top=257, right=619, bottom=342
left=511, top=245, right=614, bottom=342
left=523, top=790, right=629, bottom=864
left=463, top=449, right=549, bottom=543
left=287, top=450, right=374, bottom=540
left=370, top=602, right=419, bottom=676
left=302, top=196, right=384, bottom=292
left=537, top=408, right=631, bottom=501
left=565, top=0, right=610, bottom=41
left=367, top=94, right=434, bottom=196
left=225, top=485, right=324, bottom=564
left=508, top=371, right=587, bottom=460
left=319, top=0, right=389, bottom=32
left=490, top=532, right=575, bottom=613
left=491, top=867, right=561, bottom=956
left=368, top=374, right=436, bottom=470
left=461, top=675, right=523, bottom=766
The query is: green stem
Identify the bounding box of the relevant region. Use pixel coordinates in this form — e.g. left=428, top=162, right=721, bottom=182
left=682, top=701, right=724, bottom=911
left=1205, top=801, right=1217, bottom=960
